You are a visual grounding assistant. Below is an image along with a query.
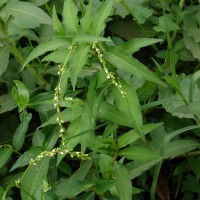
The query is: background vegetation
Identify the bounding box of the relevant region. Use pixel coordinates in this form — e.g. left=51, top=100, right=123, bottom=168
left=0, top=0, right=200, bottom=199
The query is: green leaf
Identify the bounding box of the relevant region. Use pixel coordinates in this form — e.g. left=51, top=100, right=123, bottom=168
left=153, top=15, right=180, bottom=32
left=137, top=81, right=158, bottom=102
left=104, top=47, right=165, bottom=86
left=127, top=158, right=162, bottom=179
left=119, top=146, right=161, bottom=161
left=113, top=81, right=143, bottom=139
left=95, top=180, right=115, bottom=194
left=182, top=174, right=200, bottom=194
left=151, top=125, right=200, bottom=200
left=98, top=101, right=132, bottom=127
left=80, top=0, right=93, bottom=33
left=98, top=154, right=113, bottom=179
left=1, top=1, right=52, bottom=28
left=63, top=116, right=82, bottom=144
left=184, top=33, right=200, bottom=62
left=118, top=38, right=162, bottom=54
left=28, top=92, right=54, bottom=112
left=118, top=123, right=163, bottom=148
left=159, top=74, right=200, bottom=118
left=164, top=139, right=200, bottom=159
left=32, top=129, right=45, bottom=147
left=112, top=161, right=132, bottom=200
left=12, top=80, right=29, bottom=112
left=52, top=6, right=65, bottom=36
left=76, top=192, right=95, bottom=200
left=0, top=93, right=17, bottom=114
left=174, top=101, right=200, bottom=116
left=43, top=125, right=60, bottom=151
left=12, top=110, right=32, bottom=151
left=69, top=44, right=90, bottom=90
left=39, top=107, right=82, bottom=128
left=52, top=180, right=93, bottom=199
left=21, top=157, right=49, bottom=200
left=42, top=49, right=69, bottom=63
left=22, top=37, right=70, bottom=68
left=31, top=0, right=49, bottom=6
left=10, top=146, right=43, bottom=171
left=0, top=145, right=13, bottom=169
left=112, top=2, right=129, bottom=18
left=183, top=13, right=200, bottom=43
left=51, top=161, right=93, bottom=199
left=0, top=46, right=9, bottom=77
left=90, top=0, right=114, bottom=35
left=62, top=0, right=79, bottom=34
left=160, top=125, right=200, bottom=156
left=130, top=4, right=153, bottom=24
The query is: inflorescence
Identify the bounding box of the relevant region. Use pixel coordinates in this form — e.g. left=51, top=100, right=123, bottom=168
left=91, top=41, right=126, bottom=97
left=53, top=45, right=74, bottom=145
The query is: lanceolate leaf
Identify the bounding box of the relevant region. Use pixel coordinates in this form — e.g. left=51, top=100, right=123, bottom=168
left=62, top=0, right=79, bottom=34
left=69, top=44, right=90, bottom=90
left=118, top=38, right=162, bottom=54
left=104, top=47, right=165, bottom=86
left=137, top=81, right=158, bottom=102
left=1, top=1, right=52, bottom=27
left=98, top=101, right=132, bottom=127
left=40, top=107, right=83, bottom=128
left=113, top=81, right=143, bottom=139
left=127, top=158, right=162, bottom=179
left=118, top=123, right=163, bottom=148
left=119, top=146, right=161, bottom=161
left=52, top=6, right=65, bottom=36
left=10, top=146, right=44, bottom=171
left=21, top=157, right=49, bottom=200
left=164, top=139, right=200, bottom=159
left=0, top=145, right=13, bottom=169
left=90, top=0, right=114, bottom=35
left=12, top=110, right=32, bottom=151
left=112, top=161, right=132, bottom=200
left=51, top=161, right=93, bottom=199
left=12, top=80, right=29, bottom=112
left=99, top=154, right=113, bottom=180
left=22, top=37, right=70, bottom=68
left=42, top=49, right=69, bottom=63
left=81, top=0, right=93, bottom=33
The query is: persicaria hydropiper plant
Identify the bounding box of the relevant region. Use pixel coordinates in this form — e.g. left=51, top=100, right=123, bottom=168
left=1, top=0, right=200, bottom=199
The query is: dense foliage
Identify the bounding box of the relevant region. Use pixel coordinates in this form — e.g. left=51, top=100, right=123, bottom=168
left=0, top=0, right=200, bottom=199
